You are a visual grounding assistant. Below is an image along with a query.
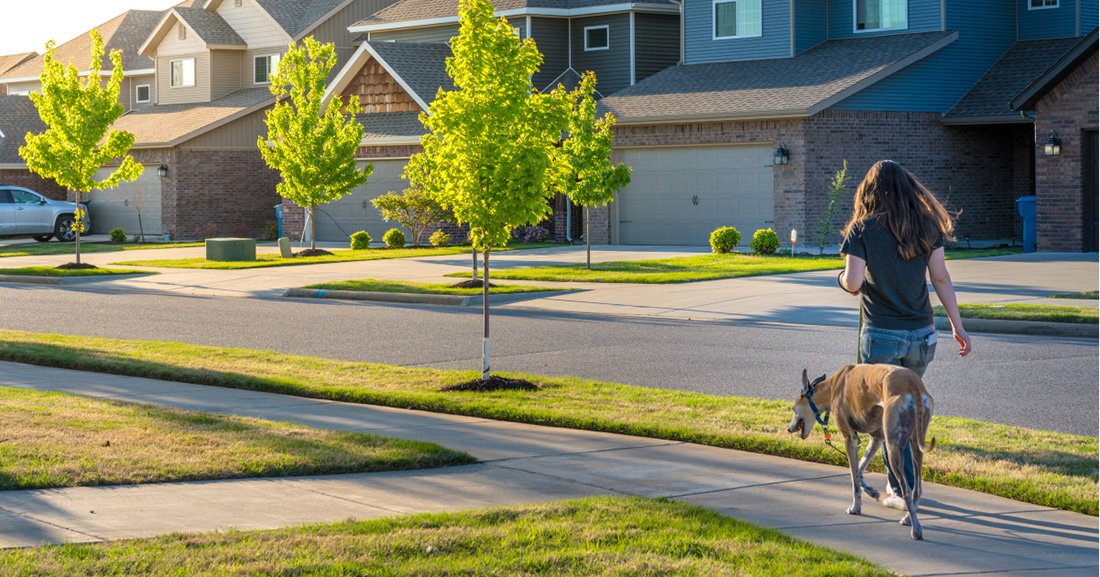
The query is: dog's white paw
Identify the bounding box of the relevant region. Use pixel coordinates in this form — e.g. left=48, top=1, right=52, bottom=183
left=900, top=513, right=912, bottom=527
left=910, top=527, right=924, bottom=541
left=847, top=504, right=862, bottom=515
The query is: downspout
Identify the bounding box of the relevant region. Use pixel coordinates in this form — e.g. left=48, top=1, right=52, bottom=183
left=566, top=200, right=573, bottom=242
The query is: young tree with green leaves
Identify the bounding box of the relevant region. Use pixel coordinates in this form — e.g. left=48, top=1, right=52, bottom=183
left=370, top=183, right=450, bottom=247
left=412, top=0, right=568, bottom=382
left=815, top=160, right=850, bottom=255
left=259, top=37, right=371, bottom=253
left=20, top=30, right=143, bottom=267
left=555, top=71, right=631, bottom=269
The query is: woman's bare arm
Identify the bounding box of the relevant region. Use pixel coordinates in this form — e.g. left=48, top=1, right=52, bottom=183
left=927, top=247, right=972, bottom=357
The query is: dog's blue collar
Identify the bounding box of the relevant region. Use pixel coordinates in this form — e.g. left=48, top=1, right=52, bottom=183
left=804, top=378, right=830, bottom=427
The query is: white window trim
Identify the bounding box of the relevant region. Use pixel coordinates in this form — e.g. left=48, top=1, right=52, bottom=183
left=169, top=58, right=195, bottom=88
left=583, top=25, right=610, bottom=51
left=253, top=53, right=280, bottom=85
left=1027, top=0, right=1059, bottom=10
left=852, top=0, right=909, bottom=34
left=135, top=84, right=151, bottom=103
left=712, top=0, right=764, bottom=41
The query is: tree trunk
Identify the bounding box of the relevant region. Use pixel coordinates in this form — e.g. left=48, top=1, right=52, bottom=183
left=585, top=206, right=591, bottom=270
left=481, top=248, right=490, bottom=381
left=472, top=246, right=478, bottom=280
left=74, top=190, right=82, bottom=265
left=309, top=204, right=316, bottom=251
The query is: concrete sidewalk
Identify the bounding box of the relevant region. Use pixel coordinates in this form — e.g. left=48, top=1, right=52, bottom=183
left=0, top=361, right=1095, bottom=576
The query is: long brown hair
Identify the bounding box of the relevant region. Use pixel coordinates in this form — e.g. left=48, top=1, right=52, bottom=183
left=841, top=160, right=956, bottom=260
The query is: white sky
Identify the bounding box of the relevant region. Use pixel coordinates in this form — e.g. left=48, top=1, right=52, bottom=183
left=0, top=0, right=179, bottom=56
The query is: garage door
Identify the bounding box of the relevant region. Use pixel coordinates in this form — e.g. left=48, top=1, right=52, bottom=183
left=88, top=165, right=162, bottom=236
left=615, top=145, right=774, bottom=245
left=314, top=160, right=409, bottom=242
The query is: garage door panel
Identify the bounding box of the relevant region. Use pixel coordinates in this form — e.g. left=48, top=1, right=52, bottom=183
left=314, top=160, right=410, bottom=243
left=89, top=166, right=162, bottom=235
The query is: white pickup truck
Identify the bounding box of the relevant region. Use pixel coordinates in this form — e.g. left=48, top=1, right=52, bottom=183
left=0, top=185, right=89, bottom=242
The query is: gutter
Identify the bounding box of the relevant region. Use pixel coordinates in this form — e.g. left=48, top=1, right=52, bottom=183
left=939, top=115, right=1032, bottom=126
left=349, top=3, right=680, bottom=33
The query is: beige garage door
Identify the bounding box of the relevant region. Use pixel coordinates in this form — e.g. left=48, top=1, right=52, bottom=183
left=88, top=165, right=163, bottom=236
left=615, top=145, right=774, bottom=245
left=314, top=160, right=409, bottom=242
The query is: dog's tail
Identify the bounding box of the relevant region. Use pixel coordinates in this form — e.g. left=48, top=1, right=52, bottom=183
left=913, top=392, right=936, bottom=453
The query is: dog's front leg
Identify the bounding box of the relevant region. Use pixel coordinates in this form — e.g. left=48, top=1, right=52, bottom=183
left=845, top=434, right=863, bottom=515
left=857, top=437, right=883, bottom=500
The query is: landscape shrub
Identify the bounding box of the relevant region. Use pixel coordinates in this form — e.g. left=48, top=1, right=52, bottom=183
left=751, top=228, right=780, bottom=255
left=383, top=228, right=405, bottom=248
left=109, top=227, right=126, bottom=243
left=513, top=225, right=551, bottom=243
left=350, top=230, right=371, bottom=250
left=709, top=226, right=741, bottom=254
left=429, top=229, right=451, bottom=247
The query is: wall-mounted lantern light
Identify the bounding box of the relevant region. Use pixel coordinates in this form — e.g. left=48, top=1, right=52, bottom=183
left=790, top=228, right=797, bottom=257
left=774, top=144, right=790, bottom=166
left=157, top=164, right=168, bottom=178
left=1043, top=130, right=1062, bottom=156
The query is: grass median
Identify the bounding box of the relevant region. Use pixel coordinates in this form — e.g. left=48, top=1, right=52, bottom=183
left=304, top=278, right=571, bottom=296
left=0, top=386, right=472, bottom=490
left=0, top=497, right=890, bottom=576
left=0, top=242, right=204, bottom=258
left=0, top=330, right=1093, bottom=515
left=935, top=303, right=1098, bottom=324
left=0, top=266, right=153, bottom=278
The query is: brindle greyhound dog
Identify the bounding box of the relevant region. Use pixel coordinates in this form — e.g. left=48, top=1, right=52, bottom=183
left=787, top=364, right=935, bottom=540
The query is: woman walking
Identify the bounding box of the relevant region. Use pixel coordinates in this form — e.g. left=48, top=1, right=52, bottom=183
left=837, top=160, right=972, bottom=509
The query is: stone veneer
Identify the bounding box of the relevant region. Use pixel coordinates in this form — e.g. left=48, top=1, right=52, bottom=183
left=1033, top=50, right=1098, bottom=252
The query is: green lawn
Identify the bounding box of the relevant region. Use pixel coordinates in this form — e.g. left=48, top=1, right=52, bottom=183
left=0, top=386, right=472, bottom=490
left=0, top=497, right=890, bottom=576
left=935, top=303, right=1098, bottom=324
left=942, top=247, right=1023, bottom=259
left=113, top=243, right=557, bottom=270
left=1050, top=290, right=1099, bottom=300
left=305, top=278, right=570, bottom=295
left=0, top=330, right=1093, bottom=516
left=0, top=266, right=153, bottom=278
left=0, top=242, right=203, bottom=258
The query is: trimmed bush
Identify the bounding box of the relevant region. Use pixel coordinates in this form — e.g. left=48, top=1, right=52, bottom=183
left=709, top=227, right=741, bottom=254
left=350, top=231, right=371, bottom=250
left=751, top=228, right=780, bottom=255
left=429, top=229, right=451, bottom=247
left=383, top=228, right=405, bottom=248
left=109, top=227, right=127, bottom=243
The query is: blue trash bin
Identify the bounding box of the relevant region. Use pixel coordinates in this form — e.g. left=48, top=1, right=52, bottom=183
left=274, top=204, right=284, bottom=239
left=1017, top=196, right=1036, bottom=253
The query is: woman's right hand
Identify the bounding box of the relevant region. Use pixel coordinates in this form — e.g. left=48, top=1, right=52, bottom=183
left=953, top=328, right=972, bottom=357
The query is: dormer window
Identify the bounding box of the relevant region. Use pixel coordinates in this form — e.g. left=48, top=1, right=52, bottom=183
left=854, top=0, right=908, bottom=32
left=178, top=25, right=187, bottom=40
left=584, top=25, right=609, bottom=51
left=170, top=59, right=195, bottom=88
left=1028, top=0, right=1058, bottom=8
left=254, top=54, right=281, bottom=84
left=234, top=0, right=243, bottom=6
left=713, top=0, right=762, bottom=40
left=135, top=84, right=151, bottom=103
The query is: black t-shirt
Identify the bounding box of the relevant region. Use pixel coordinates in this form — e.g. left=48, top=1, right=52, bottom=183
left=840, top=218, right=942, bottom=330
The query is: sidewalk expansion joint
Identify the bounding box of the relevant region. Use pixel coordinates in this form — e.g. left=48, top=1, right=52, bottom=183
left=488, top=463, right=635, bottom=497
left=287, top=485, right=409, bottom=516
left=480, top=440, right=686, bottom=464
left=665, top=472, right=847, bottom=500
left=0, top=504, right=105, bottom=543
left=913, top=564, right=1100, bottom=577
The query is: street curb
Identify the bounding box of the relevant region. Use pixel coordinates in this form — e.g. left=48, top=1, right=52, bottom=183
left=0, top=275, right=61, bottom=285
left=284, top=287, right=569, bottom=306
left=935, top=316, right=1097, bottom=338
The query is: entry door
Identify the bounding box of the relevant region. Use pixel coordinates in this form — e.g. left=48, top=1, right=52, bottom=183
left=1083, top=130, right=1098, bottom=252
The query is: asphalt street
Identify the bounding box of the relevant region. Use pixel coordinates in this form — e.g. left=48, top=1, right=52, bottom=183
left=0, top=284, right=1095, bottom=436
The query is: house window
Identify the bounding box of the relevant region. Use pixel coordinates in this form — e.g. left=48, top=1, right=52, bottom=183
left=234, top=0, right=243, bottom=6
left=135, top=84, right=151, bottom=103
left=254, top=54, right=281, bottom=84
left=854, top=0, right=908, bottom=32
left=713, top=0, right=762, bottom=39
left=178, top=24, right=187, bottom=40
left=170, top=59, right=195, bottom=87
left=584, top=25, right=609, bottom=51
left=1028, top=0, right=1058, bottom=9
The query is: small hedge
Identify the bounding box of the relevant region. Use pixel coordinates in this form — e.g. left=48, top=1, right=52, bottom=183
left=109, top=227, right=127, bottom=243
left=350, top=231, right=371, bottom=250
left=383, top=228, right=405, bottom=248
left=429, top=229, right=451, bottom=247
left=710, top=227, right=741, bottom=254
left=751, top=228, right=780, bottom=255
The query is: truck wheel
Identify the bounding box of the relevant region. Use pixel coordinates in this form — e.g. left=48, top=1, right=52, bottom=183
left=54, top=215, right=77, bottom=242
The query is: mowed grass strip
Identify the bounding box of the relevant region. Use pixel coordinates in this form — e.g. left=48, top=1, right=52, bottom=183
left=0, top=386, right=472, bottom=490
left=0, top=330, right=1094, bottom=515
left=305, top=278, right=570, bottom=295
left=0, top=497, right=891, bottom=577
left=113, top=243, right=558, bottom=270
left=0, top=266, right=153, bottom=278
left=1050, top=290, right=1098, bottom=300
left=934, top=303, right=1098, bottom=324
left=0, top=242, right=204, bottom=258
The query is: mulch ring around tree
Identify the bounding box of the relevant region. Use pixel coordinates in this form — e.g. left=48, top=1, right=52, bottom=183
left=451, top=279, right=495, bottom=289
left=296, top=249, right=333, bottom=257
left=440, top=375, right=540, bottom=392
left=56, top=262, right=97, bottom=270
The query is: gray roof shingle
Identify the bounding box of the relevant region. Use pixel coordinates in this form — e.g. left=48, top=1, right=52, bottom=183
left=357, top=0, right=676, bottom=27
left=357, top=111, right=426, bottom=139
left=0, top=95, right=44, bottom=164
left=254, top=0, right=350, bottom=38
left=367, top=41, right=454, bottom=104
left=944, top=37, right=1081, bottom=122
left=598, top=31, right=957, bottom=123
left=174, top=7, right=246, bottom=47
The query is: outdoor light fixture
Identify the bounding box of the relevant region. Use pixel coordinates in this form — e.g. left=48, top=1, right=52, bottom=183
left=790, top=229, right=798, bottom=257
left=774, top=144, right=790, bottom=166
left=157, top=164, right=168, bottom=178
left=1043, top=130, right=1062, bottom=156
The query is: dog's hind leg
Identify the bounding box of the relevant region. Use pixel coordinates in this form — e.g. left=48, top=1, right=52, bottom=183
left=845, top=434, right=864, bottom=515
left=857, top=437, right=882, bottom=500
left=887, top=432, right=923, bottom=540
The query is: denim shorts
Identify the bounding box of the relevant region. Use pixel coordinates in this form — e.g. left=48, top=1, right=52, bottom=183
left=859, top=324, right=938, bottom=378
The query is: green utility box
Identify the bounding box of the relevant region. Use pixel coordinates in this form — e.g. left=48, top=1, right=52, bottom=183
left=205, top=238, right=257, bottom=262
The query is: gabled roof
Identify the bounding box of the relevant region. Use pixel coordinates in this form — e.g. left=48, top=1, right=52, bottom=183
left=0, top=95, right=44, bottom=164
left=0, top=53, right=36, bottom=76
left=112, top=87, right=272, bottom=148
left=1011, top=28, right=1099, bottom=112
left=140, top=7, right=247, bottom=56
left=205, top=0, right=352, bottom=39
left=598, top=31, right=958, bottom=124
left=358, top=111, right=426, bottom=142
left=1, top=10, right=162, bottom=81
left=943, top=37, right=1082, bottom=124
left=325, top=41, right=453, bottom=111
left=353, top=0, right=677, bottom=31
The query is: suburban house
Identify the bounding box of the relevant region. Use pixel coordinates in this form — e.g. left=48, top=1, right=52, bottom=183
left=0, top=52, right=36, bottom=94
